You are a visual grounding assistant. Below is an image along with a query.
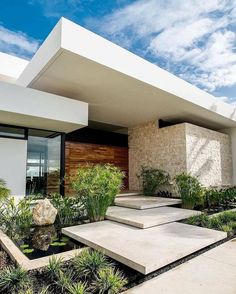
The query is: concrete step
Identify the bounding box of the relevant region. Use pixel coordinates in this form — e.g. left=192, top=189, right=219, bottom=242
left=115, top=196, right=181, bottom=210
left=124, top=238, right=236, bottom=293
left=116, top=191, right=142, bottom=197
left=105, top=206, right=201, bottom=229
left=62, top=221, right=226, bottom=275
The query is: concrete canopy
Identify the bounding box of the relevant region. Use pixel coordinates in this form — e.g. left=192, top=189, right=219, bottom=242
left=0, top=81, right=88, bottom=133
left=17, top=18, right=236, bottom=130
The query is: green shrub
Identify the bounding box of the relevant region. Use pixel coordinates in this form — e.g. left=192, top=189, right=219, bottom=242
left=19, top=288, right=50, bottom=294
left=56, top=269, right=75, bottom=292
left=185, top=213, right=209, bottom=227
left=185, top=211, right=236, bottom=236
left=174, top=173, right=204, bottom=209
left=71, top=164, right=124, bottom=222
left=138, top=166, right=170, bottom=196
left=50, top=193, right=85, bottom=226
left=0, top=196, right=32, bottom=241
left=92, top=267, right=127, bottom=294
left=0, top=266, right=30, bottom=292
left=47, top=255, right=64, bottom=279
left=220, top=186, right=236, bottom=206
left=72, top=249, right=109, bottom=279
left=0, top=179, right=10, bottom=200
left=204, top=188, right=221, bottom=209
left=66, top=282, right=88, bottom=294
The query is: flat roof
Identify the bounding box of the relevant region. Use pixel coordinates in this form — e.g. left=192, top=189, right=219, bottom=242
left=0, top=81, right=88, bottom=133
left=17, top=17, right=236, bottom=130
left=0, top=52, right=28, bottom=83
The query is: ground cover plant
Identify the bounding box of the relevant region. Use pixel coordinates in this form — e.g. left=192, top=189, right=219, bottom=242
left=185, top=211, right=236, bottom=236
left=0, top=249, right=128, bottom=294
left=72, top=164, right=124, bottom=222
left=138, top=166, right=170, bottom=196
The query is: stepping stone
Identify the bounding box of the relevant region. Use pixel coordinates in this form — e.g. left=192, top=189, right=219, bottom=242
left=116, top=191, right=142, bottom=197
left=105, top=206, right=201, bottom=228
left=62, top=221, right=226, bottom=274
left=115, top=196, right=181, bottom=209
left=124, top=239, right=236, bottom=294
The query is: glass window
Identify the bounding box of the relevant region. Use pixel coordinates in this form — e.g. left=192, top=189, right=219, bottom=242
left=0, top=126, right=25, bottom=138
left=26, top=129, right=61, bottom=196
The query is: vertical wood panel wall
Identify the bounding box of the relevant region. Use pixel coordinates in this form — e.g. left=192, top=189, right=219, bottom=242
left=65, top=142, right=129, bottom=195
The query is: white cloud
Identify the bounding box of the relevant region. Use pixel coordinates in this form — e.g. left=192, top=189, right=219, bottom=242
left=94, top=0, right=236, bottom=97
left=28, top=0, right=82, bottom=18
left=0, top=25, right=39, bottom=59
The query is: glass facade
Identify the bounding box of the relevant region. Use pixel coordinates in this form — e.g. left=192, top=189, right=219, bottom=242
left=26, top=129, right=62, bottom=195
left=0, top=125, right=64, bottom=196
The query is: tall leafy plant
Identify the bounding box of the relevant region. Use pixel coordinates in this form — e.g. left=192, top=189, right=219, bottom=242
left=0, top=196, right=32, bottom=241
left=50, top=193, right=85, bottom=226
left=174, top=173, right=204, bottom=209
left=138, top=166, right=170, bottom=196
left=0, top=179, right=10, bottom=200
left=71, top=164, right=124, bottom=222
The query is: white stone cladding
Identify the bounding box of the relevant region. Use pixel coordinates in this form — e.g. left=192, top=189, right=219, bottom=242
left=129, top=122, right=232, bottom=190
left=185, top=123, right=232, bottom=187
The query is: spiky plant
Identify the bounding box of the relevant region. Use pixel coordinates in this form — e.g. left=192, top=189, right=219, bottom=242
left=47, top=255, right=64, bottom=279
left=72, top=249, right=110, bottom=279
left=91, top=267, right=127, bottom=294
left=66, top=282, right=88, bottom=294
left=0, top=266, right=31, bottom=292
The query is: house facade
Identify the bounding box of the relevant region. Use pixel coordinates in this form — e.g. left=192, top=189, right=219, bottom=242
left=0, top=17, right=236, bottom=197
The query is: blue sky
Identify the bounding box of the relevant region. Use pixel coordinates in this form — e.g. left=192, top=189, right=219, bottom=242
left=0, top=0, right=236, bottom=103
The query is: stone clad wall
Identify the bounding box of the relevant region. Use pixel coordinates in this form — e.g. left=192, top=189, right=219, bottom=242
left=129, top=121, right=232, bottom=191
left=185, top=123, right=232, bottom=186
left=129, top=122, right=187, bottom=190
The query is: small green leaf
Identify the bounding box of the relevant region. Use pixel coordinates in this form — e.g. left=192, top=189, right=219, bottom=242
left=51, top=242, right=66, bottom=246
left=60, top=236, right=69, bottom=242
left=20, top=244, right=29, bottom=249
left=23, top=248, right=34, bottom=253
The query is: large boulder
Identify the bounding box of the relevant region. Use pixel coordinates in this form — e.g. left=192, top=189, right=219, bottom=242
left=33, top=199, right=57, bottom=226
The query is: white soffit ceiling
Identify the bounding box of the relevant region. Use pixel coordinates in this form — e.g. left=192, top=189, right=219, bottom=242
left=17, top=18, right=236, bottom=130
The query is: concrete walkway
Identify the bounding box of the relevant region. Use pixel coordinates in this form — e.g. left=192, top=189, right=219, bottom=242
left=124, top=238, right=236, bottom=294
left=106, top=206, right=201, bottom=228
left=62, top=195, right=227, bottom=275
left=62, top=221, right=226, bottom=274
left=115, top=196, right=181, bottom=209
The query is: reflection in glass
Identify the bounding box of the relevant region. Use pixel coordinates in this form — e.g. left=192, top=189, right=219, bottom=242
left=26, top=130, right=61, bottom=195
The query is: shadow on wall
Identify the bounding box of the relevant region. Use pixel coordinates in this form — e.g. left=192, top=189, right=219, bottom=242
left=187, top=127, right=232, bottom=187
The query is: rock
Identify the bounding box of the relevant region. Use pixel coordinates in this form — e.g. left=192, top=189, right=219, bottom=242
left=32, top=225, right=57, bottom=251
left=33, top=199, right=58, bottom=226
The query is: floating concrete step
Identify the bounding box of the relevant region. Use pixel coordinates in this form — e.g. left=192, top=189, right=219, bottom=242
left=105, top=206, right=201, bottom=229
left=115, top=196, right=181, bottom=210
left=116, top=191, right=142, bottom=197
left=62, top=221, right=226, bottom=275
left=124, top=238, right=236, bottom=293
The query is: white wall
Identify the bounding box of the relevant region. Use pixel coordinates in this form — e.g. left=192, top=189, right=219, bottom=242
left=0, top=137, right=27, bottom=197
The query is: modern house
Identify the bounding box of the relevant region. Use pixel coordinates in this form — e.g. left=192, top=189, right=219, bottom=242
left=1, top=17, right=236, bottom=197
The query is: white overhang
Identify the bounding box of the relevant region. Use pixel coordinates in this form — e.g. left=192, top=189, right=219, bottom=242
left=0, top=52, right=29, bottom=83
left=0, top=81, right=88, bottom=133
left=17, top=17, right=236, bottom=130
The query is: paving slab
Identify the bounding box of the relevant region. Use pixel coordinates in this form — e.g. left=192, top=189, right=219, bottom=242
left=62, top=221, right=226, bottom=274
left=105, top=206, right=201, bottom=228
left=116, top=191, right=142, bottom=197
left=115, top=196, right=181, bottom=209
left=124, top=239, right=236, bottom=294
